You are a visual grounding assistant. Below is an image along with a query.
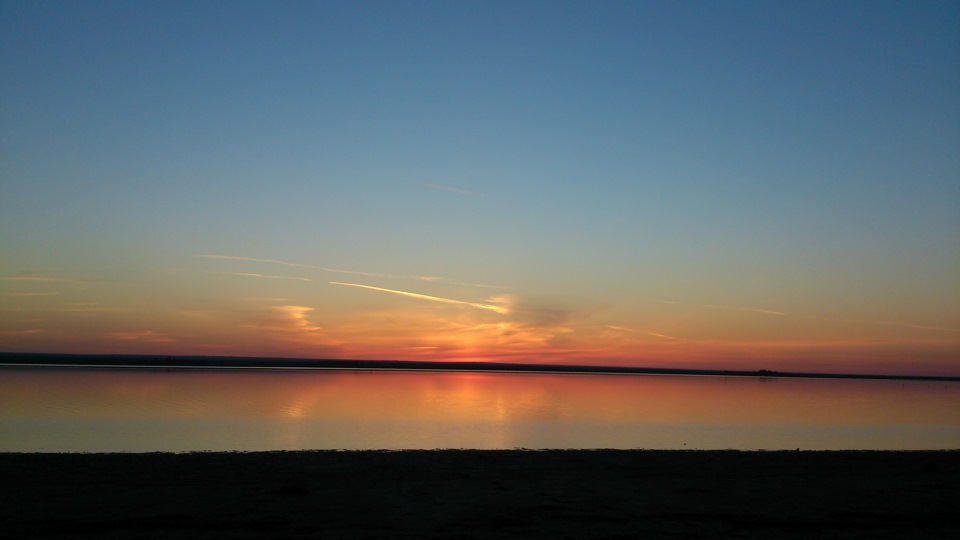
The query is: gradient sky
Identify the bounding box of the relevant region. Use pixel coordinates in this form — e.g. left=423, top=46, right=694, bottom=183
left=1, top=0, right=958, bottom=375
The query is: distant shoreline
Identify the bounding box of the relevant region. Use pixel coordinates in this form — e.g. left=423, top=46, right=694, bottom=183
left=2, top=352, right=958, bottom=382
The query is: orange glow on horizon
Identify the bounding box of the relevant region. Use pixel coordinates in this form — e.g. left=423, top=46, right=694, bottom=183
left=2, top=281, right=958, bottom=376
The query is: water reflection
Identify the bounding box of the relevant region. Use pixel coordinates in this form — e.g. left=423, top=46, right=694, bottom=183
left=1, top=368, right=958, bottom=451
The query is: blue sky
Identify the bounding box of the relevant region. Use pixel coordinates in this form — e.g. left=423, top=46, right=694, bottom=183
left=1, top=1, right=958, bottom=375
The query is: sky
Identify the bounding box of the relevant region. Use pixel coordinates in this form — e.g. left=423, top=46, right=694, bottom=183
left=1, top=0, right=958, bottom=376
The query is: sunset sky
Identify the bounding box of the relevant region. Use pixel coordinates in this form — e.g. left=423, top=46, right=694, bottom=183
left=1, top=1, right=958, bottom=376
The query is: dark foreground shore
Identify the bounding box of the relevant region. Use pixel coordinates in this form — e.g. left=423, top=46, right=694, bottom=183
left=2, top=450, right=958, bottom=539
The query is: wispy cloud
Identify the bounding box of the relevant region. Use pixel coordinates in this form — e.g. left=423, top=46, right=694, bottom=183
left=198, top=254, right=320, bottom=269
left=600, top=325, right=685, bottom=343
left=657, top=300, right=785, bottom=315
left=201, top=254, right=400, bottom=278
left=605, top=325, right=635, bottom=333
left=813, top=316, right=960, bottom=334
left=330, top=282, right=510, bottom=314
left=445, top=294, right=579, bottom=350
left=51, top=303, right=127, bottom=313
left=57, top=307, right=127, bottom=313
left=320, top=267, right=397, bottom=278
left=420, top=182, right=476, bottom=196
left=740, top=307, right=786, bottom=316
left=449, top=280, right=508, bottom=289
left=702, top=304, right=787, bottom=316
left=0, top=276, right=95, bottom=283
left=243, top=305, right=325, bottom=334
left=108, top=330, right=174, bottom=343
left=312, top=266, right=478, bottom=286
left=438, top=319, right=573, bottom=349
left=871, top=320, right=960, bottom=333
left=505, top=296, right=572, bottom=329
left=0, top=329, right=42, bottom=335
left=660, top=299, right=958, bottom=336
left=647, top=331, right=682, bottom=340
left=215, top=272, right=312, bottom=282
left=199, top=254, right=503, bottom=289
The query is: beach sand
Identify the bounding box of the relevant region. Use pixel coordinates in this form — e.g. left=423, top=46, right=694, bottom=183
left=2, top=450, right=958, bottom=539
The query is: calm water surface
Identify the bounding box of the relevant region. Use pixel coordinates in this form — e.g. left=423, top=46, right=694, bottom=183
left=1, top=367, right=958, bottom=452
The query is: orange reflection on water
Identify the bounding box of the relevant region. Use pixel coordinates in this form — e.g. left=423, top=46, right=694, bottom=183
left=1, top=368, right=958, bottom=451
left=2, top=368, right=958, bottom=425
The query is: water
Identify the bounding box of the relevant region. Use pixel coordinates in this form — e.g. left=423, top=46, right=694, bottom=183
left=1, top=367, right=958, bottom=452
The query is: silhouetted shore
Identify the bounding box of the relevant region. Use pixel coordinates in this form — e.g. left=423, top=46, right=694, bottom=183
left=2, top=450, right=958, bottom=539
left=3, top=352, right=958, bottom=381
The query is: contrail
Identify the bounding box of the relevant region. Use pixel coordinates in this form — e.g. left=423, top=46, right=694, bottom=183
left=198, top=254, right=319, bottom=268
left=217, top=272, right=312, bottom=282
left=200, top=253, right=503, bottom=289
left=330, top=282, right=509, bottom=314
left=202, top=254, right=402, bottom=278
left=320, top=267, right=396, bottom=278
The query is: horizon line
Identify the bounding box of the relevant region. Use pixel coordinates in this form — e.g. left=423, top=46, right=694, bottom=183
left=1, top=352, right=958, bottom=383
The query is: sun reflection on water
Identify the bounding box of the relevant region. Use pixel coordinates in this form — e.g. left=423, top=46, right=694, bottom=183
left=1, top=367, right=958, bottom=451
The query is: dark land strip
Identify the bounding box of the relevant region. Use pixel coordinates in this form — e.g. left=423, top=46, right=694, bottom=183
left=2, top=352, right=959, bottom=381
left=1, top=450, right=958, bottom=539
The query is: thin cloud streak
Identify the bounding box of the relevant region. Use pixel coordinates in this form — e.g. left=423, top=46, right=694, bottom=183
left=198, top=254, right=321, bottom=269
left=108, top=330, right=174, bottom=343
left=872, top=320, right=960, bottom=333
left=320, top=267, right=396, bottom=278
left=0, top=276, right=95, bottom=283
left=330, top=282, right=509, bottom=314
left=661, top=299, right=957, bottom=336
left=813, top=316, right=960, bottom=334
left=200, top=253, right=503, bottom=289
left=244, top=305, right=324, bottom=333
left=606, top=325, right=635, bottom=332
left=216, top=272, right=312, bottom=282
left=201, top=254, right=405, bottom=280
left=657, top=300, right=784, bottom=315
left=741, top=308, right=787, bottom=316
left=55, top=307, right=128, bottom=313
left=200, top=254, right=404, bottom=279
left=647, top=332, right=682, bottom=340
left=452, top=280, right=508, bottom=290
left=702, top=304, right=787, bottom=316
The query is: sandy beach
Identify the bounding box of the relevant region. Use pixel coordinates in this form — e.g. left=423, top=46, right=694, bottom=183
left=1, top=450, right=958, bottom=539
